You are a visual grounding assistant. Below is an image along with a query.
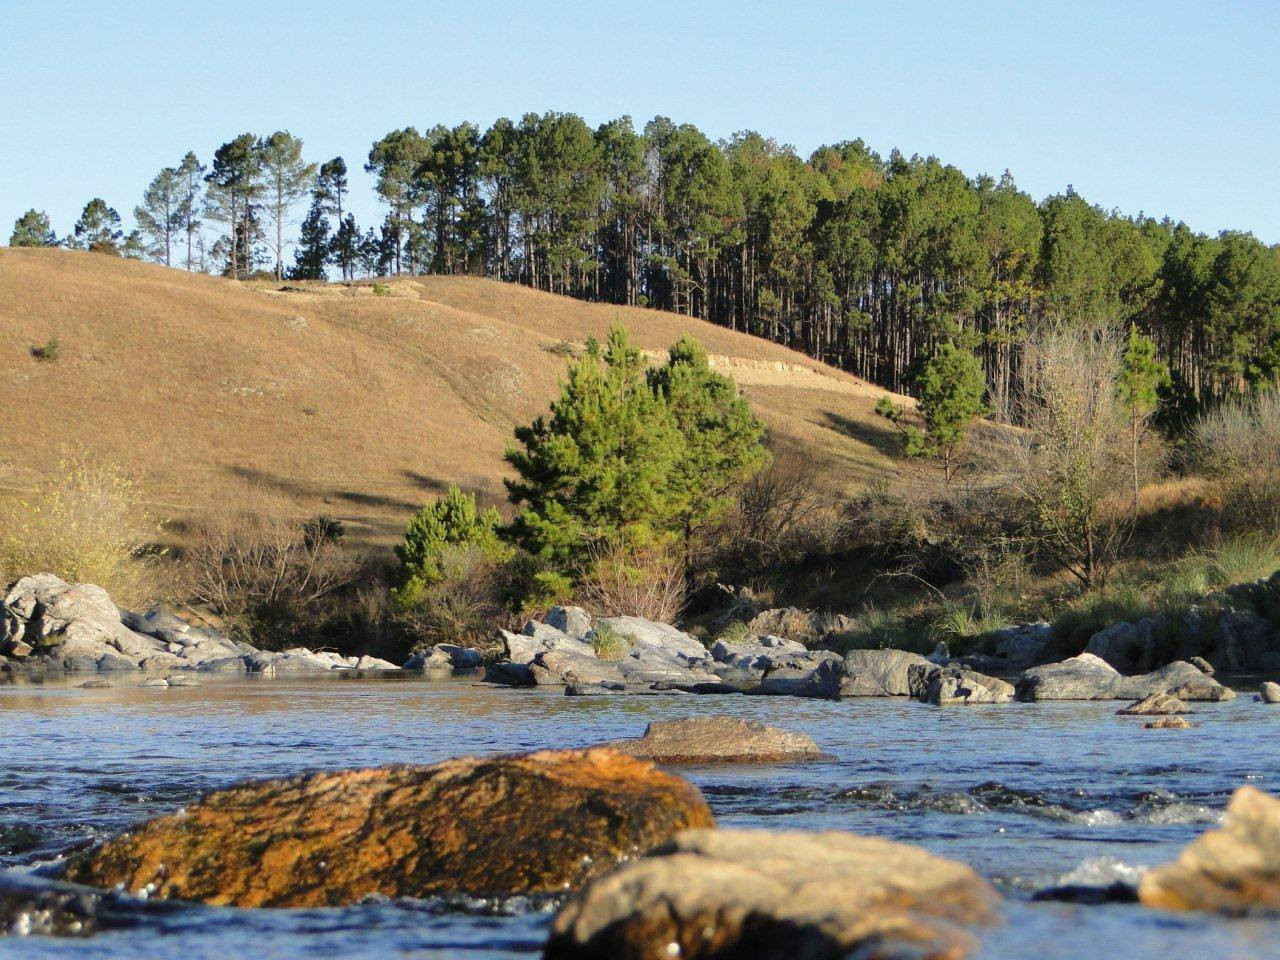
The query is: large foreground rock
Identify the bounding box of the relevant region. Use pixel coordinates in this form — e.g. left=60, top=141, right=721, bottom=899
left=1139, top=786, right=1280, bottom=912
left=1016, top=653, right=1235, bottom=702
left=605, top=716, right=822, bottom=764
left=544, top=829, right=999, bottom=960
left=62, top=749, right=713, bottom=907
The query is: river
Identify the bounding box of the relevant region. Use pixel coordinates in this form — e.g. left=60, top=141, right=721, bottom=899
left=3, top=673, right=1279, bottom=959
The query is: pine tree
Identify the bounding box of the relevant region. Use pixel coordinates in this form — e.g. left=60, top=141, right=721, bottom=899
left=393, top=485, right=510, bottom=606
left=135, top=165, right=183, bottom=265
left=70, top=199, right=123, bottom=254
left=505, top=326, right=685, bottom=598
left=176, top=152, right=205, bottom=271
left=1117, top=324, right=1170, bottom=510
left=204, top=134, right=263, bottom=280
left=882, top=341, right=987, bottom=483
left=9, top=210, right=57, bottom=247
left=646, top=336, right=769, bottom=567
left=257, top=131, right=317, bottom=280
left=289, top=196, right=331, bottom=280
left=330, top=214, right=361, bottom=281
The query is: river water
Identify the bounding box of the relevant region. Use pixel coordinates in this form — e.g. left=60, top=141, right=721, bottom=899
left=3, top=673, right=1280, bottom=959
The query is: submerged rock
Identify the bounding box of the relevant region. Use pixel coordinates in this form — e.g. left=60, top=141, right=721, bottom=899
left=1139, top=785, right=1280, bottom=912
left=908, top=663, right=1014, bottom=705
left=1016, top=653, right=1234, bottom=702
left=1143, top=716, right=1194, bottom=729
left=543, top=828, right=999, bottom=960
left=604, top=716, right=822, bottom=764
left=62, top=748, right=713, bottom=907
left=1117, top=692, right=1187, bottom=715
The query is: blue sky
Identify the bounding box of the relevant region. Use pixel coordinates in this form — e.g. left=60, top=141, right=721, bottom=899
left=2, top=0, right=1277, bottom=246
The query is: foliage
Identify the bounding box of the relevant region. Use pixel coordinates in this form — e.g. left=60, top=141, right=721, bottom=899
left=395, top=544, right=515, bottom=650
left=1048, top=582, right=1152, bottom=658
left=1193, top=388, right=1280, bottom=534
left=1117, top=324, right=1170, bottom=508
left=588, top=622, right=628, bottom=660
left=9, top=209, right=57, bottom=247
left=574, top=540, right=688, bottom=624
left=29, top=338, right=61, bottom=362
left=185, top=512, right=358, bottom=646
left=70, top=199, right=123, bottom=254
left=0, top=459, right=158, bottom=606
left=392, top=485, right=509, bottom=608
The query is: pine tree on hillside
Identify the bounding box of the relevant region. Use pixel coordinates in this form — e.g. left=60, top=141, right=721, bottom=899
left=330, top=214, right=362, bottom=281
left=9, top=210, right=57, bottom=247
left=135, top=164, right=184, bottom=266
left=289, top=195, right=331, bottom=280
left=647, top=335, right=769, bottom=566
left=504, top=326, right=685, bottom=599
left=70, top=199, right=123, bottom=254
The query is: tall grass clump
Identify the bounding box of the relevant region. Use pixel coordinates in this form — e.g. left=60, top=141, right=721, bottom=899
left=0, top=459, right=158, bottom=605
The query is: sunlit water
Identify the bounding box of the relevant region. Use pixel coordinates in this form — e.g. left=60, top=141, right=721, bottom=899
left=4, top=673, right=1280, bottom=959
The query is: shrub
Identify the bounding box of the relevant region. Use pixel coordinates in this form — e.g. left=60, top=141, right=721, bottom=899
left=1193, top=389, right=1280, bottom=534
left=185, top=511, right=358, bottom=646
left=822, top=604, right=926, bottom=655
left=575, top=540, right=687, bottom=624
left=0, top=459, right=158, bottom=606
left=396, top=544, right=515, bottom=651
left=589, top=622, right=627, bottom=660
left=372, top=281, right=392, bottom=297
left=714, top=619, right=753, bottom=646
left=392, top=486, right=509, bottom=608
left=30, top=338, right=62, bottom=362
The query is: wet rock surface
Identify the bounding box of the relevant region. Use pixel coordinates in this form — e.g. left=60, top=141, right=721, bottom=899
left=604, top=716, right=823, bottom=764
left=1117, top=692, right=1188, bottom=715
left=908, top=663, right=1014, bottom=705
left=543, top=828, right=1000, bottom=960
left=1015, top=654, right=1235, bottom=702
left=61, top=748, right=714, bottom=908
left=1139, top=786, right=1280, bottom=912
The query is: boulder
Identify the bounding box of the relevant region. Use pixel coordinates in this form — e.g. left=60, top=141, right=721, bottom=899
left=404, top=644, right=484, bottom=670
left=752, top=658, right=843, bottom=699
left=1190, top=656, right=1215, bottom=674
left=1144, top=716, right=1193, bottom=729
left=908, top=663, right=1014, bottom=705
left=710, top=634, right=809, bottom=672
left=1085, top=619, right=1156, bottom=673
left=1139, top=786, right=1280, bottom=912
left=165, top=675, right=200, bottom=687
left=989, top=621, right=1054, bottom=667
left=1117, top=692, right=1187, bottom=715
left=96, top=652, right=140, bottom=672
left=594, top=617, right=709, bottom=664
left=352, top=655, right=399, bottom=671
left=62, top=749, right=713, bottom=908
left=543, top=829, right=1000, bottom=960
left=1259, top=681, right=1280, bottom=704
left=838, top=648, right=932, bottom=697
left=196, top=655, right=249, bottom=673
left=1016, top=654, right=1234, bottom=701
left=546, top=605, right=592, bottom=640
left=605, top=716, right=822, bottom=764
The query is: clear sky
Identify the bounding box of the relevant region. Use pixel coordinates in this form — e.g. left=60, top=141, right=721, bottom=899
left=2, top=0, right=1277, bottom=247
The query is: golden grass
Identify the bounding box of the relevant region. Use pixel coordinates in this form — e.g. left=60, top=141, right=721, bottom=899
left=0, top=249, right=904, bottom=552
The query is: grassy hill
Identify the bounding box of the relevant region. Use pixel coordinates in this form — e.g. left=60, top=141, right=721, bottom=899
left=0, top=248, right=903, bottom=550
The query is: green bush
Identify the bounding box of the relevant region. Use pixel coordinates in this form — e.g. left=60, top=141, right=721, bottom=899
left=30, top=338, right=62, bottom=362
left=392, top=485, right=510, bottom=609
left=714, top=619, right=753, bottom=645
left=589, top=622, right=627, bottom=660
left=372, top=281, right=392, bottom=297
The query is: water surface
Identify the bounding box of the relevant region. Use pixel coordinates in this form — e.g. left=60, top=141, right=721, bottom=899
left=3, top=673, right=1280, bottom=959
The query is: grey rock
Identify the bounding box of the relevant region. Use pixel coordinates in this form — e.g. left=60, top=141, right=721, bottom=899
left=1016, top=653, right=1235, bottom=701
left=908, top=663, right=1014, bottom=705
left=990, top=621, right=1054, bottom=667
left=1085, top=618, right=1156, bottom=673
left=164, top=675, right=201, bottom=687
left=485, top=660, right=534, bottom=686
left=752, top=659, right=843, bottom=699
left=352, top=655, right=399, bottom=670
left=62, top=655, right=100, bottom=672
left=605, top=716, right=822, bottom=763
left=1257, top=681, right=1280, bottom=704
left=96, top=652, right=140, bottom=672
left=1117, top=692, right=1188, bottom=715
left=79, top=679, right=112, bottom=689
left=138, top=652, right=187, bottom=672
left=1189, top=656, right=1214, bottom=674
left=545, top=605, right=591, bottom=639
left=140, top=677, right=169, bottom=688
left=594, top=617, right=708, bottom=664
left=839, top=648, right=932, bottom=697
left=710, top=634, right=809, bottom=671
left=196, top=655, right=249, bottom=673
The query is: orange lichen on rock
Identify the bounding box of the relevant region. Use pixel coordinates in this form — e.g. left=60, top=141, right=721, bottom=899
left=61, top=748, right=714, bottom=907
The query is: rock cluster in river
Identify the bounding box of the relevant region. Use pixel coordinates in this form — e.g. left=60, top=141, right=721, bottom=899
left=62, top=748, right=714, bottom=907
left=604, top=715, right=823, bottom=763
left=544, top=828, right=1000, bottom=960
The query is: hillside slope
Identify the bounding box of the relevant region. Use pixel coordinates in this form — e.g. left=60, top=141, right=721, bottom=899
left=0, top=249, right=902, bottom=548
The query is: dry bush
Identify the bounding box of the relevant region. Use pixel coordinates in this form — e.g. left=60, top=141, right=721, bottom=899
left=0, top=459, right=160, bottom=606
left=708, top=449, right=832, bottom=579
left=396, top=545, right=515, bottom=651
left=576, top=541, right=688, bottom=623
left=185, top=509, right=357, bottom=639
left=992, top=323, right=1131, bottom=588
left=1194, top=388, right=1280, bottom=534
